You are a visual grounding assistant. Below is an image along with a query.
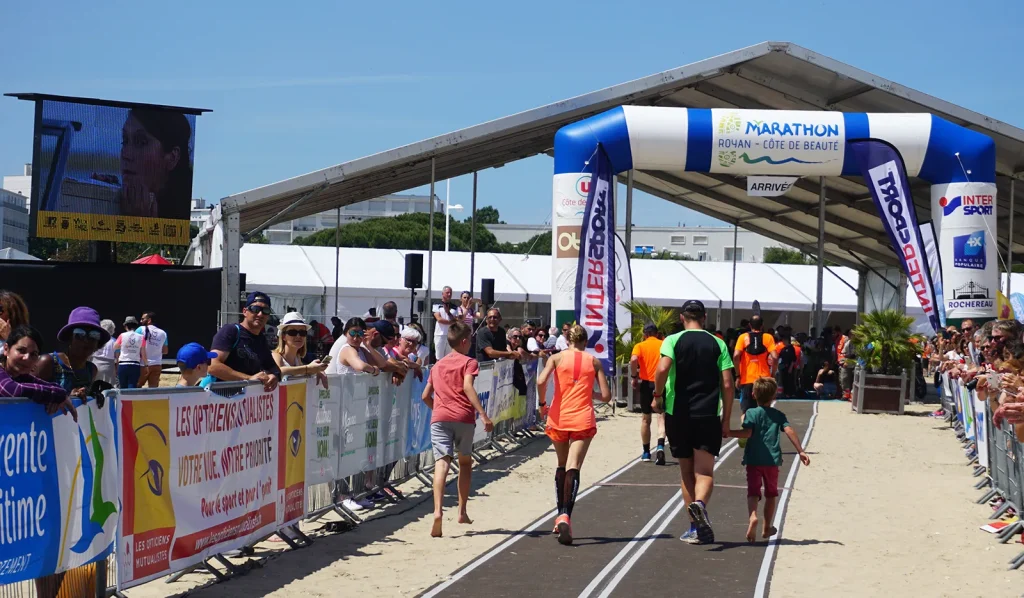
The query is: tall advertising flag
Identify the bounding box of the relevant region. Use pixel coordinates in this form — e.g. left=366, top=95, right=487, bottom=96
left=919, top=221, right=946, bottom=328
left=574, top=145, right=616, bottom=377
left=849, top=139, right=940, bottom=331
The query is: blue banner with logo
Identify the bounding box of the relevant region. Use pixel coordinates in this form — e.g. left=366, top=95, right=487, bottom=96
left=919, top=221, right=946, bottom=328
left=0, top=397, right=117, bottom=585
left=574, top=145, right=616, bottom=376
left=849, top=139, right=940, bottom=331
left=404, top=370, right=432, bottom=458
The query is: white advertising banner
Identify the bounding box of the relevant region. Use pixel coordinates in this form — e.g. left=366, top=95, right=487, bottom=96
left=306, top=380, right=341, bottom=487
left=338, top=375, right=382, bottom=479
left=710, top=109, right=845, bottom=176
left=552, top=172, right=588, bottom=327
left=489, top=360, right=517, bottom=424
left=932, top=182, right=998, bottom=321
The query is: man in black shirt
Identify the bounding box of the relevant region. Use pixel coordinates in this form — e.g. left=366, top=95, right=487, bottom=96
left=653, top=300, right=735, bottom=545
left=209, top=291, right=281, bottom=391
left=476, top=308, right=518, bottom=362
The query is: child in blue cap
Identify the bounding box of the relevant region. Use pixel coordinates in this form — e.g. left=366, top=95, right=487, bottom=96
left=176, top=342, right=218, bottom=387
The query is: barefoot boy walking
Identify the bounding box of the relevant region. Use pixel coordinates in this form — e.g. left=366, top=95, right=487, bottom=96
left=422, top=322, right=493, bottom=537
left=729, top=377, right=810, bottom=543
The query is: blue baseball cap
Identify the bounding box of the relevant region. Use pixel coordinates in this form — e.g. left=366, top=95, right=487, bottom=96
left=176, top=342, right=217, bottom=369
left=246, top=291, right=271, bottom=308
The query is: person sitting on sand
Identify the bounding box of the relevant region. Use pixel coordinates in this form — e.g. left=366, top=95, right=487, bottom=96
left=421, top=322, right=493, bottom=537
left=729, top=376, right=810, bottom=543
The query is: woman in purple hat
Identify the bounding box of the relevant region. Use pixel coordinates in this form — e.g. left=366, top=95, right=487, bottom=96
left=34, top=306, right=110, bottom=398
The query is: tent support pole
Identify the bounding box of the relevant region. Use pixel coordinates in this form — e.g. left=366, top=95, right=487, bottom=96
left=730, top=220, right=738, bottom=328
left=815, top=178, right=826, bottom=333
left=334, top=207, right=340, bottom=317
left=427, top=158, right=435, bottom=347
left=470, top=172, right=477, bottom=300
left=1008, top=178, right=1015, bottom=297
left=625, top=170, right=634, bottom=332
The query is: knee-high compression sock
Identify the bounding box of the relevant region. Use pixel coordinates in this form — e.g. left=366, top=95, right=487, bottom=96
left=563, top=469, right=580, bottom=518
left=555, top=467, right=566, bottom=514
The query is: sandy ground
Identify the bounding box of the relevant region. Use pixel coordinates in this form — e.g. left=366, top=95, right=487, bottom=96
left=771, top=402, right=1023, bottom=597
left=125, top=407, right=643, bottom=598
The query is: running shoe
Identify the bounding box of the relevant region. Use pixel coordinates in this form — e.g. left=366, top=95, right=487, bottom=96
left=342, top=498, right=366, bottom=512
left=641, top=450, right=652, bottom=462
left=680, top=526, right=700, bottom=544
left=687, top=501, right=715, bottom=544
left=554, top=514, right=573, bottom=545
left=655, top=446, right=666, bottom=466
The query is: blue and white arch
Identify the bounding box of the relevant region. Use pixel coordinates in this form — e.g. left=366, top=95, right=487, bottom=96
left=552, top=106, right=997, bottom=324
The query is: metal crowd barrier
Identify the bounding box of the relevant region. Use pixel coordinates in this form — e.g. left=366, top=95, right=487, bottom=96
left=942, top=374, right=1024, bottom=570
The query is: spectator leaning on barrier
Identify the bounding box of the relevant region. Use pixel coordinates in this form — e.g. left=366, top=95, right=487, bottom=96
left=209, top=291, right=281, bottom=392
left=366, top=320, right=409, bottom=384
left=326, top=317, right=382, bottom=376
left=554, top=322, right=571, bottom=352
left=114, top=317, right=148, bottom=389
left=0, top=289, right=30, bottom=355
left=137, top=311, right=169, bottom=388
left=0, top=325, right=77, bottom=419
left=36, top=307, right=107, bottom=402
left=91, top=319, right=118, bottom=386
left=433, top=286, right=457, bottom=361
left=273, top=312, right=329, bottom=388
left=176, top=342, right=217, bottom=387
left=477, top=308, right=518, bottom=362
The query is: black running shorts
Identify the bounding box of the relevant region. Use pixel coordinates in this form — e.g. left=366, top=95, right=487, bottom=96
left=638, top=380, right=655, bottom=414
left=664, top=413, right=723, bottom=459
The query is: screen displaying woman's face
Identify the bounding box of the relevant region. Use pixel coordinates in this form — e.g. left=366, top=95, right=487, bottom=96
left=121, top=114, right=177, bottom=195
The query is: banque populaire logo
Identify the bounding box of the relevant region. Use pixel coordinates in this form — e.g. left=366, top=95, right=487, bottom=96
left=953, top=230, right=986, bottom=270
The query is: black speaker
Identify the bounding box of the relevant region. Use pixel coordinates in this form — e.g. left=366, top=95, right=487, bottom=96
left=481, top=278, right=495, bottom=306
left=404, top=253, right=423, bottom=289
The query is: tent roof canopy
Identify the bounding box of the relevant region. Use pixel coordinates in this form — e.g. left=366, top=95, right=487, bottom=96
left=223, top=41, right=1024, bottom=271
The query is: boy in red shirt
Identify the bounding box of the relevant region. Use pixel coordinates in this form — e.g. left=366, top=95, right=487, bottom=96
left=422, top=321, right=493, bottom=537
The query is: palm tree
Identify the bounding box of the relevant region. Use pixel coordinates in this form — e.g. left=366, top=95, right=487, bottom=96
left=849, top=309, right=925, bottom=375
left=615, top=300, right=677, bottom=365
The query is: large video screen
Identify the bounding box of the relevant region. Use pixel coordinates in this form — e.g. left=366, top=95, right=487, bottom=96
left=31, top=99, right=197, bottom=245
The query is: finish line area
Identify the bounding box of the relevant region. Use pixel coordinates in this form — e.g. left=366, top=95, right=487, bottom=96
left=420, top=401, right=816, bottom=598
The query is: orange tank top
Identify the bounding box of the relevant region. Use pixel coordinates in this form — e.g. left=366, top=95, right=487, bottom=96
left=547, top=350, right=597, bottom=431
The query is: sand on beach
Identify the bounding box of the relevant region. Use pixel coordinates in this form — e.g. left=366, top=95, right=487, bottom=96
left=770, top=402, right=1022, bottom=598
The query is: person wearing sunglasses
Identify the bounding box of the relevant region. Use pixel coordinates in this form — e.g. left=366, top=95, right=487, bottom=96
left=34, top=306, right=107, bottom=416
left=273, top=312, right=329, bottom=388
left=326, top=317, right=382, bottom=376
left=209, top=291, right=281, bottom=392
left=477, top=308, right=519, bottom=363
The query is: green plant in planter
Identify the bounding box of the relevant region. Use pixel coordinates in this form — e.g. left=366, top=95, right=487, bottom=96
left=614, top=301, right=678, bottom=365
left=850, top=309, right=926, bottom=375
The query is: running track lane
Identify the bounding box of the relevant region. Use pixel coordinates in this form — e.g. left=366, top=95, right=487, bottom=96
left=419, top=401, right=815, bottom=598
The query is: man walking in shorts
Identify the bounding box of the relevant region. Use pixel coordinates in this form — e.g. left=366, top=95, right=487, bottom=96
left=631, top=324, right=666, bottom=464
left=421, top=322, right=493, bottom=537
left=654, top=300, right=735, bottom=544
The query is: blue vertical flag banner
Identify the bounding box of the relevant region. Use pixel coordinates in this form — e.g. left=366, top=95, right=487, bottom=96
left=574, top=145, right=616, bottom=377
left=919, top=221, right=947, bottom=328
left=0, top=398, right=117, bottom=585
left=849, top=139, right=941, bottom=331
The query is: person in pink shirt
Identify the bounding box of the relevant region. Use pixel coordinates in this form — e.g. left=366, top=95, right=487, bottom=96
left=421, top=321, right=492, bottom=537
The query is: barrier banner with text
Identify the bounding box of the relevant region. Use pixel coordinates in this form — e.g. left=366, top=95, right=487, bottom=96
left=0, top=399, right=117, bottom=586
left=117, top=383, right=288, bottom=588
left=306, top=381, right=341, bottom=487
left=489, top=360, right=518, bottom=424
left=279, top=381, right=307, bottom=527
left=473, top=366, right=495, bottom=443
left=405, top=371, right=433, bottom=458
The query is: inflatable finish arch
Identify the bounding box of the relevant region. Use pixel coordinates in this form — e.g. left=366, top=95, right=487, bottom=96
left=552, top=106, right=997, bottom=327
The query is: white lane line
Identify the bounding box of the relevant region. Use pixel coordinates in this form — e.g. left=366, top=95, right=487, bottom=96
left=752, top=400, right=819, bottom=597
left=589, top=441, right=742, bottom=598
left=420, top=455, right=643, bottom=598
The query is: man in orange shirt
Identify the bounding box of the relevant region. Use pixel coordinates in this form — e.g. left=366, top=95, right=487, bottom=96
left=631, top=324, right=666, bottom=464
left=733, top=315, right=776, bottom=413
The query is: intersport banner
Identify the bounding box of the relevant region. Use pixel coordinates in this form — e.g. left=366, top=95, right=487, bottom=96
left=117, top=380, right=306, bottom=588
left=0, top=398, right=117, bottom=586
left=849, top=139, right=940, bottom=331
left=574, top=145, right=617, bottom=376
left=932, top=181, right=999, bottom=321
left=919, top=221, right=946, bottom=328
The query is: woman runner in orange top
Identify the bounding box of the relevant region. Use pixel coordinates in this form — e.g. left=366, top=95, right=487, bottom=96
left=537, top=324, right=611, bottom=545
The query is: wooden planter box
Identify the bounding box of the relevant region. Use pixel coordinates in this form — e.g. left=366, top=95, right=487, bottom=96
left=851, top=367, right=911, bottom=415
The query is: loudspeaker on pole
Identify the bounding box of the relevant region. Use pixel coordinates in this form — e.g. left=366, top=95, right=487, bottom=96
left=404, top=253, right=423, bottom=289
left=481, top=278, right=494, bottom=306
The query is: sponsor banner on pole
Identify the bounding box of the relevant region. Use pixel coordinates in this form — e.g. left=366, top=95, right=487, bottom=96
left=0, top=399, right=117, bottom=586
left=306, top=381, right=341, bottom=487
left=919, top=221, right=946, bottom=328
left=405, top=370, right=433, bottom=457
left=972, top=389, right=989, bottom=469
left=380, top=381, right=409, bottom=466
left=118, top=385, right=280, bottom=588
left=488, top=360, right=518, bottom=424
left=849, top=139, right=940, bottom=331
left=472, top=364, right=495, bottom=443
left=746, top=175, right=799, bottom=196
left=614, top=233, right=633, bottom=344
left=932, top=182, right=998, bottom=321
left=574, top=145, right=616, bottom=377
left=711, top=109, right=845, bottom=176
left=552, top=173, right=588, bottom=327
left=279, top=381, right=306, bottom=526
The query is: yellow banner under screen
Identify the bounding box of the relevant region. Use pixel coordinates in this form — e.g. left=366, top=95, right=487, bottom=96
left=284, top=383, right=306, bottom=490
left=131, top=398, right=176, bottom=535
left=36, top=211, right=190, bottom=245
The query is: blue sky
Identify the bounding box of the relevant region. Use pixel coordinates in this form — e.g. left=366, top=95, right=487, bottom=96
left=1, top=0, right=1021, bottom=227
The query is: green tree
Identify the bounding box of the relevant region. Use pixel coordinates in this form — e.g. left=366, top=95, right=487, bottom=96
left=763, top=246, right=815, bottom=265
left=465, top=205, right=504, bottom=225
left=614, top=300, right=678, bottom=365
left=849, top=309, right=925, bottom=375
left=295, top=213, right=508, bottom=252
